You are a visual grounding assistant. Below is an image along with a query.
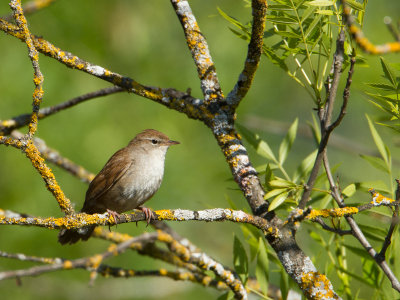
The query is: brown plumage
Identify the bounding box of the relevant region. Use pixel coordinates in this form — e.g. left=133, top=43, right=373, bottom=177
left=58, top=129, right=179, bottom=245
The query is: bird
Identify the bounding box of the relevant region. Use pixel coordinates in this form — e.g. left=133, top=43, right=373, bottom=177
left=58, top=129, right=179, bottom=245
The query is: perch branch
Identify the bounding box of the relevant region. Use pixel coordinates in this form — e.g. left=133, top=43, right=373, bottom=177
left=227, top=0, right=267, bottom=108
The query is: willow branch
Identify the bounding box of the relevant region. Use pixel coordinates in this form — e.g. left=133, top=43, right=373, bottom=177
left=0, top=86, right=124, bottom=135
left=298, top=30, right=346, bottom=210
left=170, top=0, right=223, bottom=103
left=227, top=0, right=267, bottom=108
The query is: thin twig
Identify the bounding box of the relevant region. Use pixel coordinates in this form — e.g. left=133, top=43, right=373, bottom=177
left=1, top=86, right=124, bottom=135
left=378, top=180, right=400, bottom=258
left=298, top=30, right=346, bottom=210
left=313, top=217, right=352, bottom=235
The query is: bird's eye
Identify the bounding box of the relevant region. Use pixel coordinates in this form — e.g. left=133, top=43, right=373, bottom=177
left=151, top=139, right=158, bottom=145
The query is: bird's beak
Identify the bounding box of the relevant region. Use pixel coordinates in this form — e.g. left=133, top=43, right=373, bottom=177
left=168, top=140, right=180, bottom=146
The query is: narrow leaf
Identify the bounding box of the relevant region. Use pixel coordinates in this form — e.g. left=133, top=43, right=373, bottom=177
left=380, top=57, right=397, bottom=87
left=365, top=82, right=397, bottom=92
left=345, top=0, right=365, bottom=11
left=255, top=238, right=269, bottom=295
left=342, top=183, right=356, bottom=197
left=264, top=188, right=288, bottom=200
left=237, top=123, right=277, bottom=162
left=366, top=114, right=388, bottom=165
left=279, top=118, right=298, bottom=165
left=359, top=154, right=390, bottom=174
left=233, top=235, right=249, bottom=284
left=268, top=191, right=289, bottom=211
left=293, top=149, right=318, bottom=182
left=308, top=0, right=333, bottom=6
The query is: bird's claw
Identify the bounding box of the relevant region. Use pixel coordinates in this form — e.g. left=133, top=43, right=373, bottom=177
left=138, top=206, right=154, bottom=226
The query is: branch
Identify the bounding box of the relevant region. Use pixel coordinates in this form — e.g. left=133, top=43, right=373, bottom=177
left=2, top=0, right=56, bottom=22
left=0, top=86, right=124, bottom=135
left=324, top=157, right=400, bottom=291
left=341, top=0, right=400, bottom=54
left=0, top=137, right=74, bottom=215
left=170, top=0, right=223, bottom=103
left=298, top=30, right=346, bottom=210
left=10, top=0, right=44, bottom=138
left=0, top=18, right=204, bottom=121
left=226, top=0, right=267, bottom=108
left=0, top=208, right=271, bottom=232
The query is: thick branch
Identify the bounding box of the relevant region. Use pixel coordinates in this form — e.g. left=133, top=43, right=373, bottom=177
left=170, top=0, right=223, bottom=103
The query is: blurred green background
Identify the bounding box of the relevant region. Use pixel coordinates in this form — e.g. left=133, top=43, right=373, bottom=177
left=1, top=0, right=400, bottom=299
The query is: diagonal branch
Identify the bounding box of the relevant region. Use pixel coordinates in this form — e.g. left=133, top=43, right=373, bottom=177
left=298, top=30, right=346, bottom=210
left=170, top=0, right=223, bottom=103
left=0, top=18, right=204, bottom=121
left=0, top=86, right=124, bottom=135
left=227, top=0, right=267, bottom=108
left=0, top=136, right=74, bottom=215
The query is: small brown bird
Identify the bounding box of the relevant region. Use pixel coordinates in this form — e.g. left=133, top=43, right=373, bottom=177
left=58, top=129, right=179, bottom=245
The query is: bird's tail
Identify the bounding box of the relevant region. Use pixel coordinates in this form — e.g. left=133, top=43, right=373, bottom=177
left=58, top=225, right=96, bottom=245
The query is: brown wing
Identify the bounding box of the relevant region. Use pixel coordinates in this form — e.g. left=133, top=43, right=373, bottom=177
left=81, top=147, right=133, bottom=213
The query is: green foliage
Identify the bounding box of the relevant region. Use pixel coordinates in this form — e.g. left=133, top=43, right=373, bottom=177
left=226, top=2, right=400, bottom=299
left=365, top=57, right=400, bottom=133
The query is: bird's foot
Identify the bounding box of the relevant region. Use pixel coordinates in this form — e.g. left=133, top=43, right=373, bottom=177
left=137, top=206, right=154, bottom=226
left=107, top=209, right=121, bottom=224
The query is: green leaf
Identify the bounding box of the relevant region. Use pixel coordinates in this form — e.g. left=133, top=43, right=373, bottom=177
left=358, top=224, right=387, bottom=239
left=315, top=9, right=334, bottom=15
left=280, top=272, right=289, bottom=300
left=308, top=113, right=321, bottom=145
left=342, top=183, right=356, bottom=198
left=359, top=154, right=390, bottom=174
left=366, top=114, right=389, bottom=165
left=380, top=57, right=397, bottom=87
left=293, top=149, right=318, bottom=182
left=218, top=7, right=247, bottom=31
left=264, top=188, right=288, bottom=200
left=301, top=6, right=317, bottom=22
left=304, top=14, right=323, bottom=42
left=216, top=292, right=234, bottom=300
left=268, top=4, right=293, bottom=11
left=365, top=82, right=397, bottom=92
left=345, top=0, right=365, bottom=11
left=236, top=123, right=277, bottom=162
left=344, top=244, right=369, bottom=257
left=233, top=235, right=249, bottom=284
left=265, top=164, right=273, bottom=189
left=362, top=258, right=380, bottom=286
left=269, top=178, right=295, bottom=188
left=262, top=45, right=290, bottom=72
left=266, top=15, right=298, bottom=25
left=268, top=191, right=289, bottom=211
left=307, top=0, right=333, bottom=6
left=279, top=118, right=298, bottom=165
left=255, top=238, right=269, bottom=295
left=241, top=224, right=262, bottom=261
left=275, top=30, right=301, bottom=39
